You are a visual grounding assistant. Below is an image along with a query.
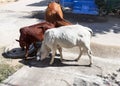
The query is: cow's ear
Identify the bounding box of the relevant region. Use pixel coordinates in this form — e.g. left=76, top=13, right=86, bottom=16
left=16, top=39, right=20, bottom=42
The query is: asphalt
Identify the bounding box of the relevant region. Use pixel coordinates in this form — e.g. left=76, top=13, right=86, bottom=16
left=0, top=0, right=120, bottom=86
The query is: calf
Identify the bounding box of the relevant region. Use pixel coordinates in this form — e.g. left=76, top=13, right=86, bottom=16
left=16, top=22, right=55, bottom=59
left=45, top=2, right=63, bottom=23
left=37, top=25, right=93, bottom=66
left=45, top=2, right=72, bottom=27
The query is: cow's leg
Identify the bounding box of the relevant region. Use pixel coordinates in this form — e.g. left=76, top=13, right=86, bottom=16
left=25, top=44, right=34, bottom=59
left=33, top=42, right=38, bottom=54
left=84, top=43, right=92, bottom=67
left=57, top=46, right=63, bottom=62
left=50, top=49, right=56, bottom=65
left=87, top=49, right=92, bottom=67
left=25, top=45, right=29, bottom=59
left=33, top=42, right=37, bottom=49
left=26, top=44, right=36, bottom=60
left=21, top=47, right=25, bottom=51
left=75, top=47, right=83, bottom=61
left=36, top=48, right=41, bottom=61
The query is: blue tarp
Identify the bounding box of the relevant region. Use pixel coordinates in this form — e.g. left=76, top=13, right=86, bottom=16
left=60, top=0, right=99, bottom=15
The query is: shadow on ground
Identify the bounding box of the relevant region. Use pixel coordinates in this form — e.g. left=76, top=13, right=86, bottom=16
left=27, top=0, right=50, bottom=7
left=19, top=57, right=90, bottom=68
left=24, top=10, right=120, bottom=35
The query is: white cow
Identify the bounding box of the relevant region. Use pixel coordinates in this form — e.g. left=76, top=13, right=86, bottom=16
left=37, top=25, right=93, bottom=66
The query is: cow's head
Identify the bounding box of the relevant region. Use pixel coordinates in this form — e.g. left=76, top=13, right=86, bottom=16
left=36, top=41, right=51, bottom=61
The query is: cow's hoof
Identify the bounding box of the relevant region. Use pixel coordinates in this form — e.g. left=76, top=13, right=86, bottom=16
left=88, top=63, right=92, bottom=67
left=49, top=62, right=54, bottom=65
left=74, top=58, right=79, bottom=62
left=49, top=63, right=54, bottom=66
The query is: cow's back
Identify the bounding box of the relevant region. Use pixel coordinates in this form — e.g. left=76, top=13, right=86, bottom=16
left=44, top=25, right=92, bottom=48
left=19, top=22, right=55, bottom=45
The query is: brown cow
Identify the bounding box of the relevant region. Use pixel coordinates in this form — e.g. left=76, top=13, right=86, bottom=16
left=45, top=2, right=72, bottom=27
left=16, top=22, right=55, bottom=59
left=45, top=2, right=63, bottom=23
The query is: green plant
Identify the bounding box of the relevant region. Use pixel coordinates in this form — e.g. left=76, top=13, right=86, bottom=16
left=0, top=63, right=15, bottom=82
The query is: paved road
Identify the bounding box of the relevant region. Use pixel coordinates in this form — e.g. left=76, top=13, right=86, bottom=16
left=1, top=53, right=120, bottom=86
left=0, top=0, right=120, bottom=86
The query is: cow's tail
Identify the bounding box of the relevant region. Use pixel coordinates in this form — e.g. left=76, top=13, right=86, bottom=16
left=87, top=28, right=93, bottom=37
